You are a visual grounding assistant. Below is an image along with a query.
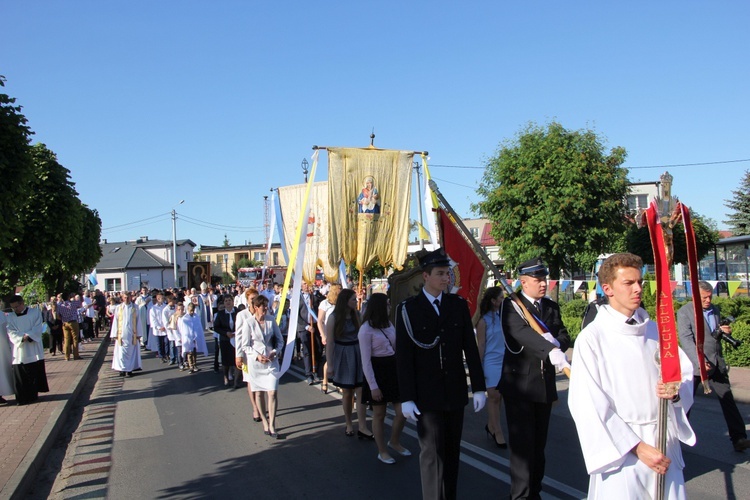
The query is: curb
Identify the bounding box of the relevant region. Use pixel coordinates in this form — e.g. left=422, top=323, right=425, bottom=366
left=5, top=338, right=110, bottom=500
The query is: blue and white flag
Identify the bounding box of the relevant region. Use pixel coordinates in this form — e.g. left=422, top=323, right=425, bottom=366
left=89, top=269, right=99, bottom=287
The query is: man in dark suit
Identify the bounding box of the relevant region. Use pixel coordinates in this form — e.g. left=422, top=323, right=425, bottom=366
left=298, top=282, right=318, bottom=385
left=214, top=295, right=240, bottom=388
left=499, top=257, right=570, bottom=500
left=677, top=280, right=750, bottom=452
left=396, top=248, right=486, bottom=500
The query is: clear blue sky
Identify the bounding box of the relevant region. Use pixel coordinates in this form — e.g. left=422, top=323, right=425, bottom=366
left=3, top=2, right=748, bottom=248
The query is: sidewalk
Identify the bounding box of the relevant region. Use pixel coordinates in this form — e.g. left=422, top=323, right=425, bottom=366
left=0, top=336, right=109, bottom=500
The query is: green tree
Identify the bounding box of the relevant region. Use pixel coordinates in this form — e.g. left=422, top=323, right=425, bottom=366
left=0, top=143, right=102, bottom=295
left=624, top=211, right=719, bottom=265
left=0, top=76, right=35, bottom=271
left=474, top=122, right=629, bottom=279
left=724, top=169, right=750, bottom=235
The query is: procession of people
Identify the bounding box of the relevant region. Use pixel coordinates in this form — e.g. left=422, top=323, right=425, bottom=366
left=1, top=246, right=748, bottom=500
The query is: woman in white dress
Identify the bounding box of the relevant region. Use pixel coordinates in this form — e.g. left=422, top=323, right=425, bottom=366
left=234, top=288, right=262, bottom=423
left=239, top=294, right=283, bottom=438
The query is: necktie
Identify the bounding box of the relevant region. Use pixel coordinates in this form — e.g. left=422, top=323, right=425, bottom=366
left=228, top=310, right=234, bottom=330
left=433, top=299, right=441, bottom=315
left=533, top=301, right=542, bottom=317
left=626, top=318, right=637, bottom=325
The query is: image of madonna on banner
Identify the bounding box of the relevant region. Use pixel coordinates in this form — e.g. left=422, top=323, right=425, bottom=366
left=327, top=147, right=413, bottom=273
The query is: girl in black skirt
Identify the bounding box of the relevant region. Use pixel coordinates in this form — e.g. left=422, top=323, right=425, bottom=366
left=357, top=293, right=410, bottom=464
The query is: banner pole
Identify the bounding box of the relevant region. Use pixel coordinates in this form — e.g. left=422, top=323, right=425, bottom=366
left=428, top=179, right=570, bottom=378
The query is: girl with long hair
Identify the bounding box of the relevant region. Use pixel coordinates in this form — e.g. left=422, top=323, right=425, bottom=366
left=325, top=288, right=371, bottom=438
left=358, top=293, right=410, bottom=464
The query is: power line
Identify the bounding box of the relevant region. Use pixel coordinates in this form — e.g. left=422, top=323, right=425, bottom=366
left=102, top=212, right=170, bottom=231
left=179, top=217, right=264, bottom=233
left=430, top=164, right=484, bottom=169
left=179, top=213, right=264, bottom=231
left=432, top=176, right=478, bottom=190
left=101, top=217, right=171, bottom=234
left=430, top=157, right=750, bottom=171
left=627, top=158, right=750, bottom=169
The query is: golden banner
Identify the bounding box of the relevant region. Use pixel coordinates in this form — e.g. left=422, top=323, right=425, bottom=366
left=327, top=147, right=413, bottom=272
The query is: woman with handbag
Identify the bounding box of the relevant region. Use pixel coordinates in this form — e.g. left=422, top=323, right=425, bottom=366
left=358, top=293, right=410, bottom=464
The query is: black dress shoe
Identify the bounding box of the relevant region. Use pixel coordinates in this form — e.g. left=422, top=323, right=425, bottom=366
left=733, top=438, right=750, bottom=452
left=358, top=431, right=375, bottom=441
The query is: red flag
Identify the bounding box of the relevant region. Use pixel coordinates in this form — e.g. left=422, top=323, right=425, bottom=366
left=439, top=208, right=486, bottom=320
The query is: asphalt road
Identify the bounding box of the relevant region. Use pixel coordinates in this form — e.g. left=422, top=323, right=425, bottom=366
left=31, top=342, right=750, bottom=499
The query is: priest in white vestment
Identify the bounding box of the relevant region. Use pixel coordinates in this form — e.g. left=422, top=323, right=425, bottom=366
left=110, top=292, right=144, bottom=377
left=6, top=296, right=49, bottom=404
left=569, top=253, right=695, bottom=500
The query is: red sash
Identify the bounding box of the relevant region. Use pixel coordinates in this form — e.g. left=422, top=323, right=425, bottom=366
left=644, top=202, right=682, bottom=384
left=679, top=203, right=709, bottom=388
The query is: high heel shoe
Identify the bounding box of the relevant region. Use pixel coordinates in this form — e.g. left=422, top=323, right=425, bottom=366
left=485, top=424, right=507, bottom=449
left=321, top=383, right=328, bottom=394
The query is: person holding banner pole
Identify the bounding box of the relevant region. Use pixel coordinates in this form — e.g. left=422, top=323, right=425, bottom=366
left=569, top=253, right=695, bottom=499
left=499, top=257, right=570, bottom=500
left=298, top=282, right=319, bottom=385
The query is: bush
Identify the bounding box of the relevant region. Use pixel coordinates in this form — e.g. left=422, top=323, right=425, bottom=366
left=560, top=298, right=588, bottom=319
left=562, top=315, right=582, bottom=345
left=722, top=322, right=750, bottom=368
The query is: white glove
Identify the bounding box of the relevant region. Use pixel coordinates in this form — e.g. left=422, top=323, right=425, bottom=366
left=548, top=348, right=571, bottom=373
left=542, top=332, right=560, bottom=348
left=473, top=392, right=487, bottom=412
left=401, top=400, right=421, bottom=422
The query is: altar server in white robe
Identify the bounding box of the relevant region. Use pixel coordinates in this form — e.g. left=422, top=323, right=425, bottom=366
left=149, top=293, right=168, bottom=361
left=178, top=303, right=208, bottom=373
left=163, top=295, right=181, bottom=366
left=569, top=253, right=695, bottom=500
left=6, top=296, right=50, bottom=404
left=110, top=292, right=144, bottom=377
left=0, top=312, right=15, bottom=404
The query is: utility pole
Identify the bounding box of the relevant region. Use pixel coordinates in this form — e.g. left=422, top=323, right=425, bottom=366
left=172, top=199, right=185, bottom=287
left=263, top=195, right=270, bottom=247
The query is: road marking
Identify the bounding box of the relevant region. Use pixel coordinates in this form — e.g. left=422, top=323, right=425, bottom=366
left=288, top=365, right=586, bottom=499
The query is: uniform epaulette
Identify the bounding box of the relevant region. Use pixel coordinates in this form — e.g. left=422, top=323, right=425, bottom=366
left=400, top=296, right=418, bottom=307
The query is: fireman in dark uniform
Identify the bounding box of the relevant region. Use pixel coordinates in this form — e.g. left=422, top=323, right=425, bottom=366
left=396, top=248, right=486, bottom=500
left=499, top=257, right=570, bottom=500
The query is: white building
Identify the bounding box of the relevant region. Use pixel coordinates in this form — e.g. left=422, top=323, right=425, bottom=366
left=87, top=237, right=197, bottom=291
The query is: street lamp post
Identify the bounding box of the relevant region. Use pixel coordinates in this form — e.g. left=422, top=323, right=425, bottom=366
left=301, top=158, right=309, bottom=183
left=172, top=199, right=185, bottom=287
left=223, top=254, right=228, bottom=284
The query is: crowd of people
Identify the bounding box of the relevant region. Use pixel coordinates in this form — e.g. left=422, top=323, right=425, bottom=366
left=1, top=249, right=748, bottom=500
